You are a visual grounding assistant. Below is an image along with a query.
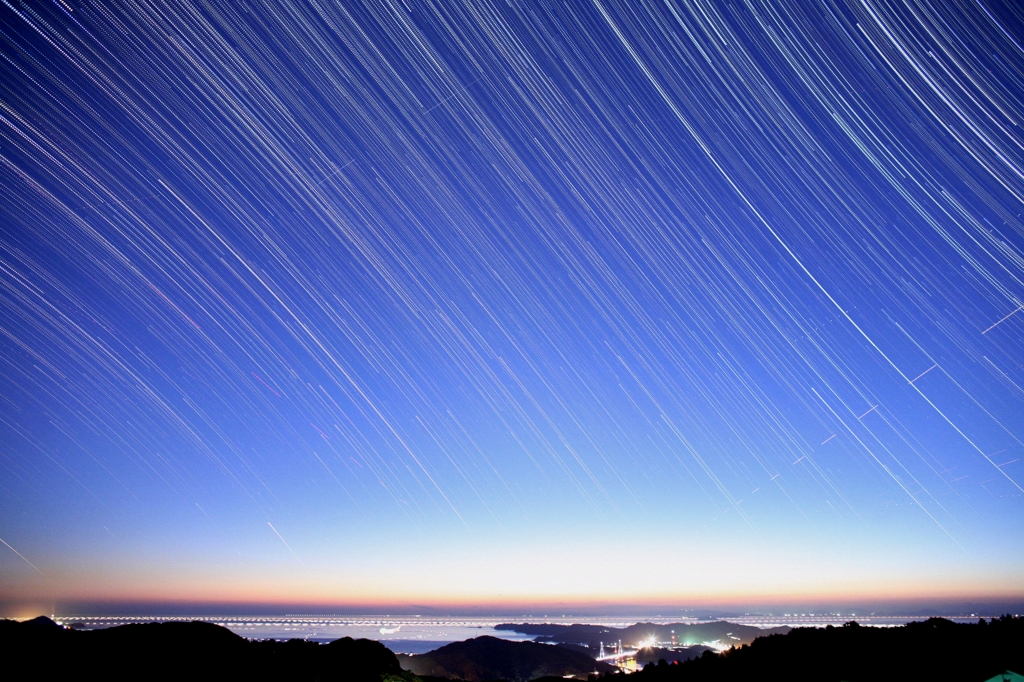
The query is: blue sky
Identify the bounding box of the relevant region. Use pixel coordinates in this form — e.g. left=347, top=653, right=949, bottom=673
left=1, top=0, right=1023, bottom=614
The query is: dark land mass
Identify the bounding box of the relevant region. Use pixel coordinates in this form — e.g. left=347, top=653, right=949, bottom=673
left=554, top=642, right=596, bottom=656
left=627, top=616, right=1024, bottom=682
left=4, top=614, right=1021, bottom=682
left=397, top=636, right=617, bottom=682
left=634, top=645, right=712, bottom=665
left=0, top=616, right=404, bottom=681
left=494, top=621, right=788, bottom=651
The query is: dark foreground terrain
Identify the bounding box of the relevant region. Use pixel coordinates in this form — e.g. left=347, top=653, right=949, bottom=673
left=1, top=615, right=1021, bottom=682
left=398, top=635, right=616, bottom=681
left=0, top=616, right=404, bottom=681
left=627, top=616, right=1024, bottom=682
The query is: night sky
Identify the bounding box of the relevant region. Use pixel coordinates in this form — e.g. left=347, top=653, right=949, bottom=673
left=1, top=0, right=1023, bottom=612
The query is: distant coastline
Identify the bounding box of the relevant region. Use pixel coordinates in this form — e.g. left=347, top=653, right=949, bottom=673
left=39, top=610, right=1018, bottom=652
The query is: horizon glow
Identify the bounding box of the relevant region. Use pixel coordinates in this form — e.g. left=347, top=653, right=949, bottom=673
left=1, top=0, right=1023, bottom=617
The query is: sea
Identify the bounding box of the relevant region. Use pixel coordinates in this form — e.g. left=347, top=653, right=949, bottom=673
left=50, top=613, right=996, bottom=654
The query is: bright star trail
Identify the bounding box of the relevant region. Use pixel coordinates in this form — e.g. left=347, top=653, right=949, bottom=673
left=1, top=0, right=1022, bottom=613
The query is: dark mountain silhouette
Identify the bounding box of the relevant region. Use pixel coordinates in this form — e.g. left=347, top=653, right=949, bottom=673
left=627, top=616, right=1024, bottom=682
left=554, top=642, right=596, bottom=656
left=634, top=645, right=711, bottom=665
left=0, top=616, right=404, bottom=682
left=496, top=622, right=616, bottom=643
left=5, top=614, right=1020, bottom=682
left=397, top=636, right=616, bottom=681
left=495, top=621, right=787, bottom=651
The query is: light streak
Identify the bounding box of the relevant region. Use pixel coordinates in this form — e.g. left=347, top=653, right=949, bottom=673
left=0, top=536, right=45, bottom=576
left=267, top=522, right=304, bottom=567
left=982, top=305, right=1023, bottom=334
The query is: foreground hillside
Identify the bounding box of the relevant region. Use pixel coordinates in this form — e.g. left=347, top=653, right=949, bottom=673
left=397, top=636, right=617, bottom=682
left=628, top=616, right=1024, bottom=682
left=0, top=616, right=404, bottom=682
left=0, top=618, right=614, bottom=682
left=3, top=615, right=1021, bottom=682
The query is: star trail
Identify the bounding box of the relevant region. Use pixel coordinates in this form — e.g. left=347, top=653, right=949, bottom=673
left=1, top=0, right=1022, bottom=610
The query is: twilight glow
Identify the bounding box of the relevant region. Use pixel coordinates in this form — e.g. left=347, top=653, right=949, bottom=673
left=1, top=0, right=1023, bottom=615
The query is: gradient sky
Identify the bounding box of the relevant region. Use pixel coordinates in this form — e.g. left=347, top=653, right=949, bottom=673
left=1, top=0, right=1023, bottom=614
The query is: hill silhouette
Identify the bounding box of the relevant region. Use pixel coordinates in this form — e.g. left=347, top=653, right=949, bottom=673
left=4, top=615, right=1021, bottom=681
left=494, top=621, right=787, bottom=651
left=0, top=616, right=404, bottom=681
left=397, top=636, right=616, bottom=681
left=634, top=645, right=712, bottom=665
left=627, top=616, right=1024, bottom=682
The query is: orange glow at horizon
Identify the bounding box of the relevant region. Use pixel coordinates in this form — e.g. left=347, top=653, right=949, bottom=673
left=7, top=581, right=1023, bottom=613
